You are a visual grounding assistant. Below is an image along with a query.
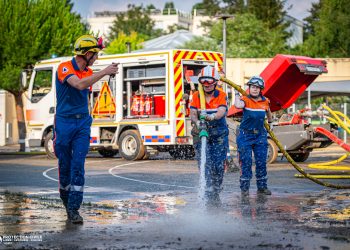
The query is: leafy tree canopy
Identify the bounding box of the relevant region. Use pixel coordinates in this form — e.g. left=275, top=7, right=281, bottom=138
left=191, top=0, right=221, bottom=16
left=164, top=2, right=175, bottom=9
left=0, top=0, right=87, bottom=94
left=182, top=13, right=287, bottom=57
left=302, top=0, right=350, bottom=57
left=104, top=32, right=143, bottom=54
left=108, top=4, right=162, bottom=42
left=179, top=36, right=221, bottom=52
left=210, top=13, right=287, bottom=57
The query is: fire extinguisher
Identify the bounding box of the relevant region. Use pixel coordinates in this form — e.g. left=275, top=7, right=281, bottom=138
left=131, top=94, right=140, bottom=116
left=144, top=94, right=153, bottom=115
left=139, top=94, right=145, bottom=115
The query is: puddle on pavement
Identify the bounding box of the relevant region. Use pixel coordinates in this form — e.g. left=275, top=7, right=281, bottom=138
left=1, top=190, right=349, bottom=239
left=225, top=190, right=350, bottom=227
left=0, top=191, right=186, bottom=235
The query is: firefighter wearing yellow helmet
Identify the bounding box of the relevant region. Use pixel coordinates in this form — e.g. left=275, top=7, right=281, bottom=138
left=54, top=35, right=119, bottom=224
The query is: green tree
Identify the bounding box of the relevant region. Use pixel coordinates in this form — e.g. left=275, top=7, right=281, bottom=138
left=163, top=2, right=176, bottom=14
left=167, top=24, right=188, bottom=33
left=210, top=13, right=287, bottom=57
left=247, top=0, right=289, bottom=30
left=104, top=32, right=144, bottom=54
left=191, top=0, right=221, bottom=16
left=109, top=4, right=162, bottom=41
left=302, top=0, right=350, bottom=57
left=303, top=0, right=322, bottom=40
left=179, top=36, right=221, bottom=51
left=164, top=2, right=175, bottom=9
left=0, top=0, right=86, bottom=151
left=222, top=0, right=246, bottom=14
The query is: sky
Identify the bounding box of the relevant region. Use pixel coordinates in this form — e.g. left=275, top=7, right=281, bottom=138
left=72, top=0, right=317, bottom=21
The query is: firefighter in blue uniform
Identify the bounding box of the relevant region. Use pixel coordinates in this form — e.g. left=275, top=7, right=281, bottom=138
left=190, top=65, right=229, bottom=207
left=234, top=76, right=273, bottom=197
left=54, top=35, right=119, bottom=223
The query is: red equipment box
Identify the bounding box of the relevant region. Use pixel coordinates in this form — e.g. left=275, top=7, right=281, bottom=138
left=153, top=95, right=166, bottom=117
left=262, top=54, right=327, bottom=112
left=228, top=54, right=327, bottom=116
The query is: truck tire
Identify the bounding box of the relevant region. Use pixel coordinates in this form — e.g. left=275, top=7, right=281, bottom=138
left=44, top=131, right=57, bottom=159
left=289, top=152, right=310, bottom=162
left=98, top=149, right=118, bottom=158
left=118, top=130, right=145, bottom=161
left=267, top=138, right=278, bottom=164
left=169, top=146, right=195, bottom=159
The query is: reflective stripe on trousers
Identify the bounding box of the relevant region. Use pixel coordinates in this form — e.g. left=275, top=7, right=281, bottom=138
left=54, top=115, right=92, bottom=211
left=237, top=130, right=268, bottom=191
left=194, top=126, right=228, bottom=196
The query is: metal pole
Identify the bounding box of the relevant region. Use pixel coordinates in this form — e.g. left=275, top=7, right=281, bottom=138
left=344, top=102, right=347, bottom=143
left=223, top=17, right=227, bottom=74
left=308, top=88, right=311, bottom=123
left=125, top=42, right=131, bottom=53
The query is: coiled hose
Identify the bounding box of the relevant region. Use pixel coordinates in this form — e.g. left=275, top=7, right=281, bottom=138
left=221, top=77, right=350, bottom=189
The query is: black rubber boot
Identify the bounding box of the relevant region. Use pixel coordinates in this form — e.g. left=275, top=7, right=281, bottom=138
left=67, top=210, right=84, bottom=224
left=257, top=188, right=272, bottom=195
left=241, top=190, right=249, bottom=197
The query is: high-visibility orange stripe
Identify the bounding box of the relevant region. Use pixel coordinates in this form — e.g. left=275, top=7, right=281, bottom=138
left=182, top=51, right=189, bottom=61
left=210, top=52, right=222, bottom=65
left=190, top=51, right=197, bottom=60
left=202, top=52, right=210, bottom=61
left=173, top=50, right=181, bottom=63
left=176, top=120, right=185, bottom=136
left=173, top=50, right=223, bottom=136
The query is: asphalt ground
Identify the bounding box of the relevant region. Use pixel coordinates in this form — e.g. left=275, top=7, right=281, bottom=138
left=0, top=145, right=349, bottom=249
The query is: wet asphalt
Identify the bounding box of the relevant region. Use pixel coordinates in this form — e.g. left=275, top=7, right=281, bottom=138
left=0, top=145, right=349, bottom=249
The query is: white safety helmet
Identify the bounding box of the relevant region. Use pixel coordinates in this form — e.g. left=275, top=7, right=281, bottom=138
left=198, top=65, right=220, bottom=86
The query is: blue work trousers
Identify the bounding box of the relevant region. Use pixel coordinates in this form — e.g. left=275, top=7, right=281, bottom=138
left=195, top=126, right=228, bottom=198
left=237, top=130, right=268, bottom=191
left=54, top=114, right=92, bottom=211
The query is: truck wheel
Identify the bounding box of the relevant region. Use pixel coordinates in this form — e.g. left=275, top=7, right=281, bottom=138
left=44, top=131, right=57, bottom=159
left=289, top=152, right=310, bottom=162
left=98, top=149, right=118, bottom=158
left=169, top=146, right=195, bottom=159
left=267, top=139, right=278, bottom=164
left=118, top=130, right=145, bottom=161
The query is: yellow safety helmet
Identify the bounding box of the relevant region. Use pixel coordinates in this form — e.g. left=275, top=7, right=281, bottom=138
left=73, top=35, right=104, bottom=55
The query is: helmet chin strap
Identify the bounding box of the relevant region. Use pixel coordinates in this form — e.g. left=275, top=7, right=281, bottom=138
left=82, top=52, right=95, bottom=67
left=204, top=84, right=217, bottom=95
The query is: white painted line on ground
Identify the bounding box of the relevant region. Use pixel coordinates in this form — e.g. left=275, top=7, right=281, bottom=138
left=42, top=159, right=118, bottom=182
left=109, top=161, right=195, bottom=189
left=43, top=167, right=58, bottom=182
left=26, top=190, right=59, bottom=195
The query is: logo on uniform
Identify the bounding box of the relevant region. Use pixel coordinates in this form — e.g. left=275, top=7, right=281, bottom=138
left=62, top=67, right=68, bottom=74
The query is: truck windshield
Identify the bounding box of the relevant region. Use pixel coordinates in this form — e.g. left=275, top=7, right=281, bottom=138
left=31, top=69, right=52, bottom=103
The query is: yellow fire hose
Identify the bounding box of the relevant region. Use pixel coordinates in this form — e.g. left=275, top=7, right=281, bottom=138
left=294, top=105, right=350, bottom=178
left=198, top=84, right=206, bottom=111
left=221, top=77, right=350, bottom=189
